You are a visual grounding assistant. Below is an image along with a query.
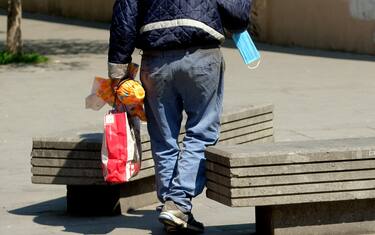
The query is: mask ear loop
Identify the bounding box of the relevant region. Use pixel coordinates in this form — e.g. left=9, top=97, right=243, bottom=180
left=247, top=59, right=261, bottom=70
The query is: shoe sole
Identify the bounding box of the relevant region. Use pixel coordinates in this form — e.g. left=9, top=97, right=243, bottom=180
left=159, top=212, right=186, bottom=228
left=159, top=212, right=204, bottom=233
left=164, top=224, right=179, bottom=233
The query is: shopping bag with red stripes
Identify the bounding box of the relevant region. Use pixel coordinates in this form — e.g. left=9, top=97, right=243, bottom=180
left=101, top=110, right=141, bottom=183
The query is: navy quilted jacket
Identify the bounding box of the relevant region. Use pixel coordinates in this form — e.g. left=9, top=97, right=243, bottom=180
left=108, top=0, right=251, bottom=65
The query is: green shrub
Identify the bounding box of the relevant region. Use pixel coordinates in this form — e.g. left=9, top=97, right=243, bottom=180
left=0, top=51, right=48, bottom=65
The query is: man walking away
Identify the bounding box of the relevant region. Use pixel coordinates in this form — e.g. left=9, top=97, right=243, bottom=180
left=108, top=0, right=252, bottom=233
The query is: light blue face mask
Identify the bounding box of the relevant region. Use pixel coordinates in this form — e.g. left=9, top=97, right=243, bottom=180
left=232, top=31, right=261, bottom=69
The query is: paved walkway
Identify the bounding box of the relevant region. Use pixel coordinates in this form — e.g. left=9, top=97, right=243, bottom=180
left=0, top=12, right=375, bottom=235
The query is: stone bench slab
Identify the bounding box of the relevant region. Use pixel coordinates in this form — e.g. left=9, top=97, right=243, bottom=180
left=141, top=120, right=273, bottom=151
left=206, top=188, right=375, bottom=207
left=33, top=104, right=273, bottom=151
left=31, top=128, right=273, bottom=163
left=31, top=157, right=155, bottom=170
left=205, top=136, right=375, bottom=235
left=207, top=179, right=375, bottom=198
left=256, top=199, right=375, bottom=235
left=31, top=125, right=273, bottom=163
left=206, top=169, right=375, bottom=187
left=32, top=167, right=155, bottom=185
left=206, top=137, right=375, bottom=167
left=32, top=167, right=103, bottom=178
left=30, top=104, right=274, bottom=215
left=206, top=158, right=375, bottom=177
left=205, top=137, right=375, bottom=207
left=31, top=131, right=273, bottom=185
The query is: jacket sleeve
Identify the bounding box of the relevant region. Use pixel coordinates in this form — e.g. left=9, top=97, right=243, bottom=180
left=217, top=0, right=252, bottom=33
left=108, top=0, right=139, bottom=79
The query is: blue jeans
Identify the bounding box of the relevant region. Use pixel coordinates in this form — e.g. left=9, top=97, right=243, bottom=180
left=140, top=47, right=224, bottom=213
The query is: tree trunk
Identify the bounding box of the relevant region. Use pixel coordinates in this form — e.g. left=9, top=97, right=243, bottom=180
left=6, top=0, right=22, bottom=54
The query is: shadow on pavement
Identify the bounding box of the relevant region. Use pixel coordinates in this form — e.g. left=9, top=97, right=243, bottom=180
left=0, top=38, right=108, bottom=57
left=0, top=39, right=108, bottom=55
left=0, top=59, right=89, bottom=71
left=1, top=9, right=374, bottom=62
left=8, top=197, right=163, bottom=234
left=223, top=40, right=375, bottom=62
left=0, top=9, right=110, bottom=30
left=9, top=197, right=255, bottom=234
left=258, top=43, right=375, bottom=62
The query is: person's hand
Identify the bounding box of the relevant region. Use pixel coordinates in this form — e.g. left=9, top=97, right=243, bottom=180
left=108, top=63, right=129, bottom=80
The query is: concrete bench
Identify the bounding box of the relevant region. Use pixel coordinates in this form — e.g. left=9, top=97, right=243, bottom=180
left=205, top=137, right=375, bottom=235
left=31, top=104, right=274, bottom=215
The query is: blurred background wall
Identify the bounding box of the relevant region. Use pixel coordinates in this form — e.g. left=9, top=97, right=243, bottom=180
left=1, top=0, right=374, bottom=55
left=251, top=0, right=375, bottom=55
left=0, top=0, right=115, bottom=22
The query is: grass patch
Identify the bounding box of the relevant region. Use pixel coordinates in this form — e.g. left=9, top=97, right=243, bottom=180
left=0, top=51, right=48, bottom=65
